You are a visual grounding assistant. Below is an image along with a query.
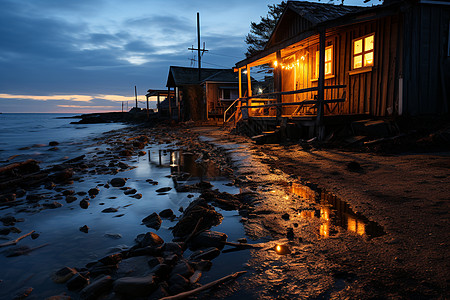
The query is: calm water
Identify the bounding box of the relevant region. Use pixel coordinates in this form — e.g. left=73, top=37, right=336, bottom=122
left=0, top=113, right=127, bottom=166
left=0, top=114, right=249, bottom=299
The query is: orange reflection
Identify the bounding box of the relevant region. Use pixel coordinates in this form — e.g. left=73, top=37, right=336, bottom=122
left=320, top=223, right=329, bottom=238
left=290, top=183, right=316, bottom=200
left=347, top=216, right=366, bottom=236
left=299, top=210, right=314, bottom=218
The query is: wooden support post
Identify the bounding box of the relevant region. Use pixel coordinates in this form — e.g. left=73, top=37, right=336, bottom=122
left=175, top=87, right=180, bottom=121
left=246, top=65, right=252, bottom=117
left=238, top=68, right=242, bottom=98
left=276, top=50, right=282, bottom=119
left=157, top=93, right=160, bottom=113
left=134, top=86, right=138, bottom=108
left=168, top=87, right=172, bottom=119
left=316, top=29, right=326, bottom=140
left=146, top=95, right=149, bottom=119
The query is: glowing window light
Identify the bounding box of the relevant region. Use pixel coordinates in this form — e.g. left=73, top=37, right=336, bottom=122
left=273, top=60, right=278, bottom=67
left=320, top=223, right=329, bottom=237
left=353, top=33, right=375, bottom=69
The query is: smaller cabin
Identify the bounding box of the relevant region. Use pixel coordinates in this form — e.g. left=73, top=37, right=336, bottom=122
left=166, top=66, right=239, bottom=122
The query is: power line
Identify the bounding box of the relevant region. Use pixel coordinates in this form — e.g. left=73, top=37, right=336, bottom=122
left=207, top=52, right=243, bottom=59
left=190, top=58, right=230, bottom=68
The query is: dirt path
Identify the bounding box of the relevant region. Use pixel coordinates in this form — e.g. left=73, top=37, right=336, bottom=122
left=190, top=126, right=449, bottom=299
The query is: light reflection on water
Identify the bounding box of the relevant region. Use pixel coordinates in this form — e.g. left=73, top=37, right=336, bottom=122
left=291, top=182, right=385, bottom=239
left=0, top=145, right=247, bottom=299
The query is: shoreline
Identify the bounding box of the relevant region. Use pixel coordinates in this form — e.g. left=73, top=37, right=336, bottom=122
left=0, top=121, right=449, bottom=299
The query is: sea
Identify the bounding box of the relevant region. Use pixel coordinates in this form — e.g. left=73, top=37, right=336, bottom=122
left=0, top=113, right=249, bottom=299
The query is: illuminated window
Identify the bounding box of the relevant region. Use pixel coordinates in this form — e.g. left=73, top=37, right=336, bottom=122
left=315, top=45, right=333, bottom=78
left=353, top=33, right=374, bottom=69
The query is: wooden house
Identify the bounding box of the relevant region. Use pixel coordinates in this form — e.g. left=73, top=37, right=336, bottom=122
left=165, top=66, right=239, bottom=121
left=232, top=0, right=450, bottom=138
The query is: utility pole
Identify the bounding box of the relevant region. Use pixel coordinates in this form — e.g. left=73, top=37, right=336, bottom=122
left=188, top=12, right=208, bottom=81
left=134, top=86, right=138, bottom=108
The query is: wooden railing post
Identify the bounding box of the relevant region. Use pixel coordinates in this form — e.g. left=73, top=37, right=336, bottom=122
left=316, top=28, right=326, bottom=140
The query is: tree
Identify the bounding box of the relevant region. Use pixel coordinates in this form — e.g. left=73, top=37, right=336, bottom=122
left=245, top=2, right=287, bottom=58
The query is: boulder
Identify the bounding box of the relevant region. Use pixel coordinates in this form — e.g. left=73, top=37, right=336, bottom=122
left=159, top=209, right=174, bottom=219
left=167, top=274, right=190, bottom=295
left=163, top=243, right=183, bottom=256
left=189, top=230, right=227, bottom=250
left=79, top=199, right=90, bottom=209
left=113, top=275, right=157, bottom=297
left=52, top=266, right=77, bottom=283
left=110, top=178, right=127, bottom=187
left=124, top=189, right=137, bottom=195
left=66, top=273, right=89, bottom=290
left=80, top=275, right=113, bottom=300
left=65, top=195, right=77, bottom=203
left=99, top=253, right=123, bottom=265
left=169, top=260, right=194, bottom=278
left=142, top=213, right=161, bottom=230
left=88, top=188, right=99, bottom=196
left=117, top=256, right=154, bottom=278
left=155, top=187, right=171, bottom=193
left=79, top=225, right=89, bottom=233
left=147, top=257, right=164, bottom=269
left=135, top=232, right=164, bottom=248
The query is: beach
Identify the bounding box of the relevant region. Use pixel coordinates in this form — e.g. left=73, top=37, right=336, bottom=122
left=0, top=115, right=449, bottom=299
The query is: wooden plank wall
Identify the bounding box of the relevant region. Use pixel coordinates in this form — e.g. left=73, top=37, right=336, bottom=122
left=403, top=5, right=450, bottom=115
left=279, top=15, right=404, bottom=117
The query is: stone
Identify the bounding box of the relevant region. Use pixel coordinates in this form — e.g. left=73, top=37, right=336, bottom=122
left=26, top=194, right=43, bottom=203
left=113, top=275, right=156, bottom=297
left=237, top=238, right=247, bottom=243
left=159, top=209, right=174, bottom=219
left=135, top=232, right=164, bottom=248
left=189, top=230, right=227, bottom=250
left=147, top=257, right=164, bottom=269
left=80, top=275, right=113, bottom=300
left=118, top=162, right=129, bottom=169
left=51, top=169, right=73, bottom=183
left=43, top=201, right=63, bottom=209
left=66, top=273, right=89, bottom=290
left=102, top=208, right=118, bottom=213
left=118, top=256, right=153, bottom=278
left=62, top=190, right=75, bottom=196
left=52, top=267, right=77, bottom=283
left=142, top=213, right=161, bottom=230
left=99, top=253, right=123, bottom=265
left=65, top=195, right=77, bottom=203
left=110, top=178, right=127, bottom=187
left=164, top=254, right=179, bottom=266
left=167, top=274, right=190, bottom=295
left=49, top=141, right=59, bottom=146
left=79, top=225, right=89, bottom=233
left=150, top=263, right=172, bottom=279
left=119, top=150, right=133, bottom=157
left=191, top=260, right=212, bottom=272
left=0, top=193, right=16, bottom=203
left=138, top=151, right=146, bottom=156
left=189, top=247, right=221, bottom=261
left=0, top=227, right=11, bottom=235
left=155, top=187, right=171, bottom=193
left=31, top=232, right=40, bottom=239
left=148, top=285, right=169, bottom=299
left=124, top=189, right=137, bottom=195
left=0, top=216, right=17, bottom=226
left=131, top=193, right=142, bottom=199
left=163, top=242, right=183, bottom=256
left=13, top=287, right=33, bottom=299
left=80, top=199, right=90, bottom=209
left=281, top=213, right=290, bottom=220
left=15, top=189, right=26, bottom=198
left=169, top=260, right=194, bottom=278
left=88, top=188, right=100, bottom=196
left=104, top=233, right=122, bottom=239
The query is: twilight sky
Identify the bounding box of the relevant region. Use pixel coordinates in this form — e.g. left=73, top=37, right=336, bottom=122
left=0, top=0, right=373, bottom=113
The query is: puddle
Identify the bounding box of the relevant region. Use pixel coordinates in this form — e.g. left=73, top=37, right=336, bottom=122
left=291, top=182, right=385, bottom=239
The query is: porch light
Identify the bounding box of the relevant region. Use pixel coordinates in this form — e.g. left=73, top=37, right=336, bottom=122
left=273, top=60, right=278, bottom=67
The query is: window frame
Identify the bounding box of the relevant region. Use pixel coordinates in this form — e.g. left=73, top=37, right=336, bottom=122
left=314, top=45, right=334, bottom=79
left=352, top=33, right=375, bottom=71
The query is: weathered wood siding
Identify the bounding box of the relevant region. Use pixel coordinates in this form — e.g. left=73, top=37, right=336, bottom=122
left=402, top=4, right=450, bottom=115
left=279, top=14, right=404, bottom=117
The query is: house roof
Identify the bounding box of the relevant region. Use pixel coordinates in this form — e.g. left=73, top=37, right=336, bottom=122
left=287, top=1, right=366, bottom=25
left=236, top=1, right=385, bottom=68
left=166, top=66, right=233, bottom=87
left=201, top=69, right=239, bottom=83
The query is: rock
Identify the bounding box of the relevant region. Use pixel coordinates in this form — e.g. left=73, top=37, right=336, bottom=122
left=15, top=189, right=26, bottom=198
left=52, top=266, right=77, bottom=283
left=49, top=141, right=59, bottom=146
left=128, top=246, right=162, bottom=257
left=167, top=274, right=190, bottom=295
left=132, top=141, right=145, bottom=149
left=118, top=256, right=153, bottom=278
left=31, top=232, right=40, bottom=239
left=282, top=213, right=290, bottom=220
left=62, top=190, right=75, bottom=196
left=347, top=161, right=363, bottom=172
left=13, top=287, right=33, bottom=300
left=150, top=263, right=172, bottom=279
left=237, top=238, right=247, bottom=243
left=66, top=273, right=89, bottom=290
left=0, top=227, right=11, bottom=235
left=0, top=193, right=16, bottom=203
left=45, top=182, right=56, bottom=190
left=131, top=194, right=142, bottom=199
left=189, top=230, right=227, bottom=250
left=79, top=225, right=89, bottom=233
left=88, top=188, right=99, bottom=196
left=65, top=195, right=77, bottom=203
left=124, top=189, right=137, bottom=195
left=26, top=194, right=43, bottom=203
left=102, top=208, right=118, bottom=213
left=77, top=191, right=87, bottom=196
left=148, top=285, right=169, bottom=299
left=189, top=270, right=202, bottom=284
left=43, top=201, right=63, bottom=209
left=169, top=260, right=194, bottom=278
left=147, top=257, right=165, bottom=269
left=189, top=247, right=221, bottom=261
left=0, top=216, right=17, bottom=226
left=138, top=151, right=146, bottom=156
left=191, top=260, right=212, bottom=271
left=99, top=253, right=123, bottom=265
left=88, top=264, right=118, bottom=277
left=135, top=232, right=164, bottom=248
left=164, top=254, right=179, bottom=266
left=51, top=169, right=73, bottom=183
left=142, top=213, right=162, bottom=230
left=118, top=162, right=129, bottom=169
left=80, top=199, right=90, bottom=209
left=155, top=187, right=171, bottom=193
left=80, top=275, right=113, bottom=300
left=104, top=233, right=122, bottom=239
left=119, top=150, right=133, bottom=157
left=110, top=178, right=127, bottom=187
left=113, top=275, right=157, bottom=297
left=172, top=200, right=223, bottom=237
left=163, top=243, right=183, bottom=256
left=159, top=209, right=174, bottom=219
